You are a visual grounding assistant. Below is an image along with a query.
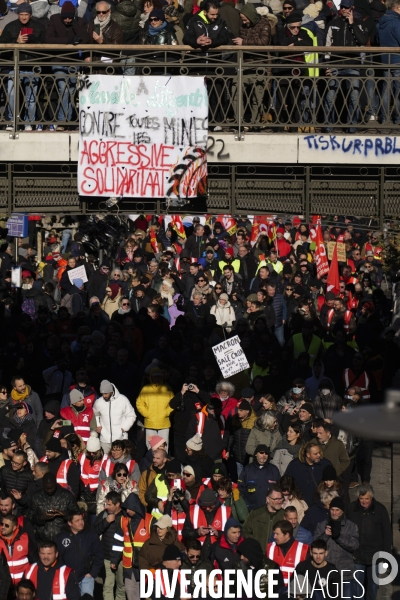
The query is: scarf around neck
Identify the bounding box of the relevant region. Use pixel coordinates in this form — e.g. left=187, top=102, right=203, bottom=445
left=94, top=13, right=111, bottom=32
left=11, top=386, right=30, bottom=403
left=149, top=20, right=167, bottom=35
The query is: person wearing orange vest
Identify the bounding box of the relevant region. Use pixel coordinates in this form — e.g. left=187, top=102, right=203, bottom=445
left=0, top=514, right=36, bottom=586
left=110, top=493, right=152, bottom=600
left=186, top=400, right=228, bottom=462
left=267, top=520, right=309, bottom=587
left=60, top=389, right=96, bottom=444
left=183, top=488, right=232, bottom=558
left=43, top=437, right=80, bottom=497
left=25, top=539, right=80, bottom=600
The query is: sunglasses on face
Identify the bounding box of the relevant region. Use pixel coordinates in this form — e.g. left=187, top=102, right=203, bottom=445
left=116, top=472, right=127, bottom=477
left=149, top=16, right=160, bottom=20
left=97, top=9, right=109, bottom=13
left=188, top=554, right=200, bottom=559
left=182, top=472, right=192, bottom=477
left=215, top=287, right=222, bottom=290
left=197, top=279, right=205, bottom=282
left=121, top=302, right=130, bottom=306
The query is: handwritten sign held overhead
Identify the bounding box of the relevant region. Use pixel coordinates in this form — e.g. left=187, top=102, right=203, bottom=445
left=212, top=336, right=250, bottom=379
left=68, top=265, right=88, bottom=285
left=78, top=76, right=208, bottom=200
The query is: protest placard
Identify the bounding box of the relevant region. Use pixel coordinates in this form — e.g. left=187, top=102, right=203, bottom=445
left=68, top=265, right=88, bottom=285
left=212, top=336, right=250, bottom=379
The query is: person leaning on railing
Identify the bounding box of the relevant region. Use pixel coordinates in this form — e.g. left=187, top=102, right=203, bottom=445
left=323, top=0, right=369, bottom=132
left=2, top=2, right=45, bottom=132
left=230, top=4, right=272, bottom=129
left=45, top=2, right=89, bottom=132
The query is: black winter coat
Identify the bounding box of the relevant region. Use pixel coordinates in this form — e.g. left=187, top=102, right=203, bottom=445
left=27, top=485, right=79, bottom=541
left=0, top=460, right=33, bottom=496
left=301, top=500, right=329, bottom=535
left=47, top=451, right=81, bottom=498
left=285, top=458, right=332, bottom=506
left=347, top=499, right=391, bottom=564
left=45, top=14, right=89, bottom=44
left=186, top=411, right=228, bottom=461
left=170, top=389, right=210, bottom=434
left=183, top=12, right=232, bottom=48
left=55, top=528, right=104, bottom=579
left=210, top=534, right=242, bottom=571
left=93, top=509, right=122, bottom=561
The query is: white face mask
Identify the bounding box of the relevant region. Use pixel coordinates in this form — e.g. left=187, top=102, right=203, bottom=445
left=292, top=387, right=303, bottom=395
left=321, top=389, right=330, bottom=396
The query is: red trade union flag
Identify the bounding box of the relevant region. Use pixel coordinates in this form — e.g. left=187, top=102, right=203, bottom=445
left=312, top=218, right=329, bottom=279
left=327, top=244, right=340, bottom=295
left=250, top=215, right=270, bottom=246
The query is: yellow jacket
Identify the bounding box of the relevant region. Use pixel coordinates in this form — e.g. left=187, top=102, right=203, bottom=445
left=136, top=381, right=174, bottom=429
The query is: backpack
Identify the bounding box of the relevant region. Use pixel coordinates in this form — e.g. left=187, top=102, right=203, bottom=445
left=60, top=293, right=74, bottom=315
left=21, top=297, right=36, bottom=319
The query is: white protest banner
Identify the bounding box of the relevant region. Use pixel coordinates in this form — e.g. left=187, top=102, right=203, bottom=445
left=78, top=76, right=208, bottom=200
left=212, top=336, right=250, bottom=379
left=68, top=265, right=88, bottom=285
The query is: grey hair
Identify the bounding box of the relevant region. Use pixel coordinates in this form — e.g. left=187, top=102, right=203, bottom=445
left=387, top=0, right=400, bottom=9
left=258, top=410, right=278, bottom=431
left=319, top=489, right=339, bottom=505
left=357, top=484, right=374, bottom=498
left=96, top=0, right=112, bottom=7
left=192, top=292, right=203, bottom=299
left=111, top=268, right=122, bottom=278
left=215, top=381, right=235, bottom=396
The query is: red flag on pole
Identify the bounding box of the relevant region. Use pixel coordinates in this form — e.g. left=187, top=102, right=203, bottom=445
left=327, top=244, right=340, bottom=295
left=310, top=218, right=329, bottom=279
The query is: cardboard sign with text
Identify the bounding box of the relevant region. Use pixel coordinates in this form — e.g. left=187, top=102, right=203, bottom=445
left=68, top=265, right=88, bottom=285
left=327, top=242, right=346, bottom=262
left=212, top=336, right=250, bottom=379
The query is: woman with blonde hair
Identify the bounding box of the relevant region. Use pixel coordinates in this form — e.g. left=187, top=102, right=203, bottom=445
left=210, top=293, right=236, bottom=332
left=246, top=409, right=282, bottom=457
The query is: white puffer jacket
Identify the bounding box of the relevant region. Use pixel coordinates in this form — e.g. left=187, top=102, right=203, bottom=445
left=210, top=299, right=236, bottom=332
left=93, top=384, right=136, bottom=444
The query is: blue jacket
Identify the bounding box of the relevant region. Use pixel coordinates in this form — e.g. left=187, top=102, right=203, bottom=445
left=238, top=460, right=280, bottom=511
left=284, top=458, right=332, bottom=506
left=271, top=293, right=287, bottom=327
left=376, top=10, right=400, bottom=64
left=301, top=501, right=329, bottom=536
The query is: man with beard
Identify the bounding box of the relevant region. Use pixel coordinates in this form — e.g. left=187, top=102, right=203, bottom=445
left=42, top=437, right=80, bottom=498
left=60, top=389, right=96, bottom=444
left=27, top=472, right=78, bottom=541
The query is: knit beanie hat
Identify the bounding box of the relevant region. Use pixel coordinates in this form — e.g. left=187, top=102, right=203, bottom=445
left=61, top=0, right=76, bottom=16
left=46, top=437, right=63, bottom=453
left=162, top=544, right=182, bottom=561
left=198, top=488, right=217, bottom=507
left=186, top=434, right=202, bottom=451
left=149, top=8, right=165, bottom=20
left=70, top=389, right=84, bottom=405
left=330, top=496, right=345, bottom=512
left=100, top=380, right=113, bottom=394
left=322, top=465, right=337, bottom=481
left=86, top=432, right=101, bottom=452
left=166, top=458, right=181, bottom=475
left=300, top=402, right=314, bottom=415
left=236, top=538, right=264, bottom=569
left=238, top=399, right=252, bottom=412
left=17, top=2, right=32, bottom=13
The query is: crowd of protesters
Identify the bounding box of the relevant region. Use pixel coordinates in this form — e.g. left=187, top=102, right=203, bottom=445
left=0, top=212, right=397, bottom=600
left=3, top=0, right=400, bottom=131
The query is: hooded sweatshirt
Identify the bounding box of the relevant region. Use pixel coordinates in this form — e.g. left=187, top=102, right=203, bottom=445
left=305, top=363, right=333, bottom=400
left=210, top=517, right=244, bottom=571
left=110, top=493, right=145, bottom=577
left=136, top=369, right=174, bottom=429
left=239, top=4, right=272, bottom=45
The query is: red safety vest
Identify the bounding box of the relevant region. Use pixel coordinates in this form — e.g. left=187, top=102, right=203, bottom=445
left=365, top=243, right=382, bottom=261
left=100, top=456, right=136, bottom=479
left=78, top=453, right=102, bottom=492
left=343, top=368, right=370, bottom=400
left=267, top=541, right=309, bottom=586
left=40, top=457, right=73, bottom=489
left=189, top=504, right=231, bottom=544
left=60, top=406, right=94, bottom=443
left=25, top=563, right=72, bottom=600
left=68, top=385, right=96, bottom=409
left=326, top=309, right=353, bottom=332
left=0, top=529, right=29, bottom=584
left=171, top=508, right=186, bottom=541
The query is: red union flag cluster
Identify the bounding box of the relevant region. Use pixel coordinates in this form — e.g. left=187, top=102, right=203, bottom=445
left=310, top=217, right=329, bottom=279
left=78, top=75, right=208, bottom=200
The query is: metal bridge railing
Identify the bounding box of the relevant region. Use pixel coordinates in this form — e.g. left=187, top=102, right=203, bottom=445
left=1, top=45, right=400, bottom=135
